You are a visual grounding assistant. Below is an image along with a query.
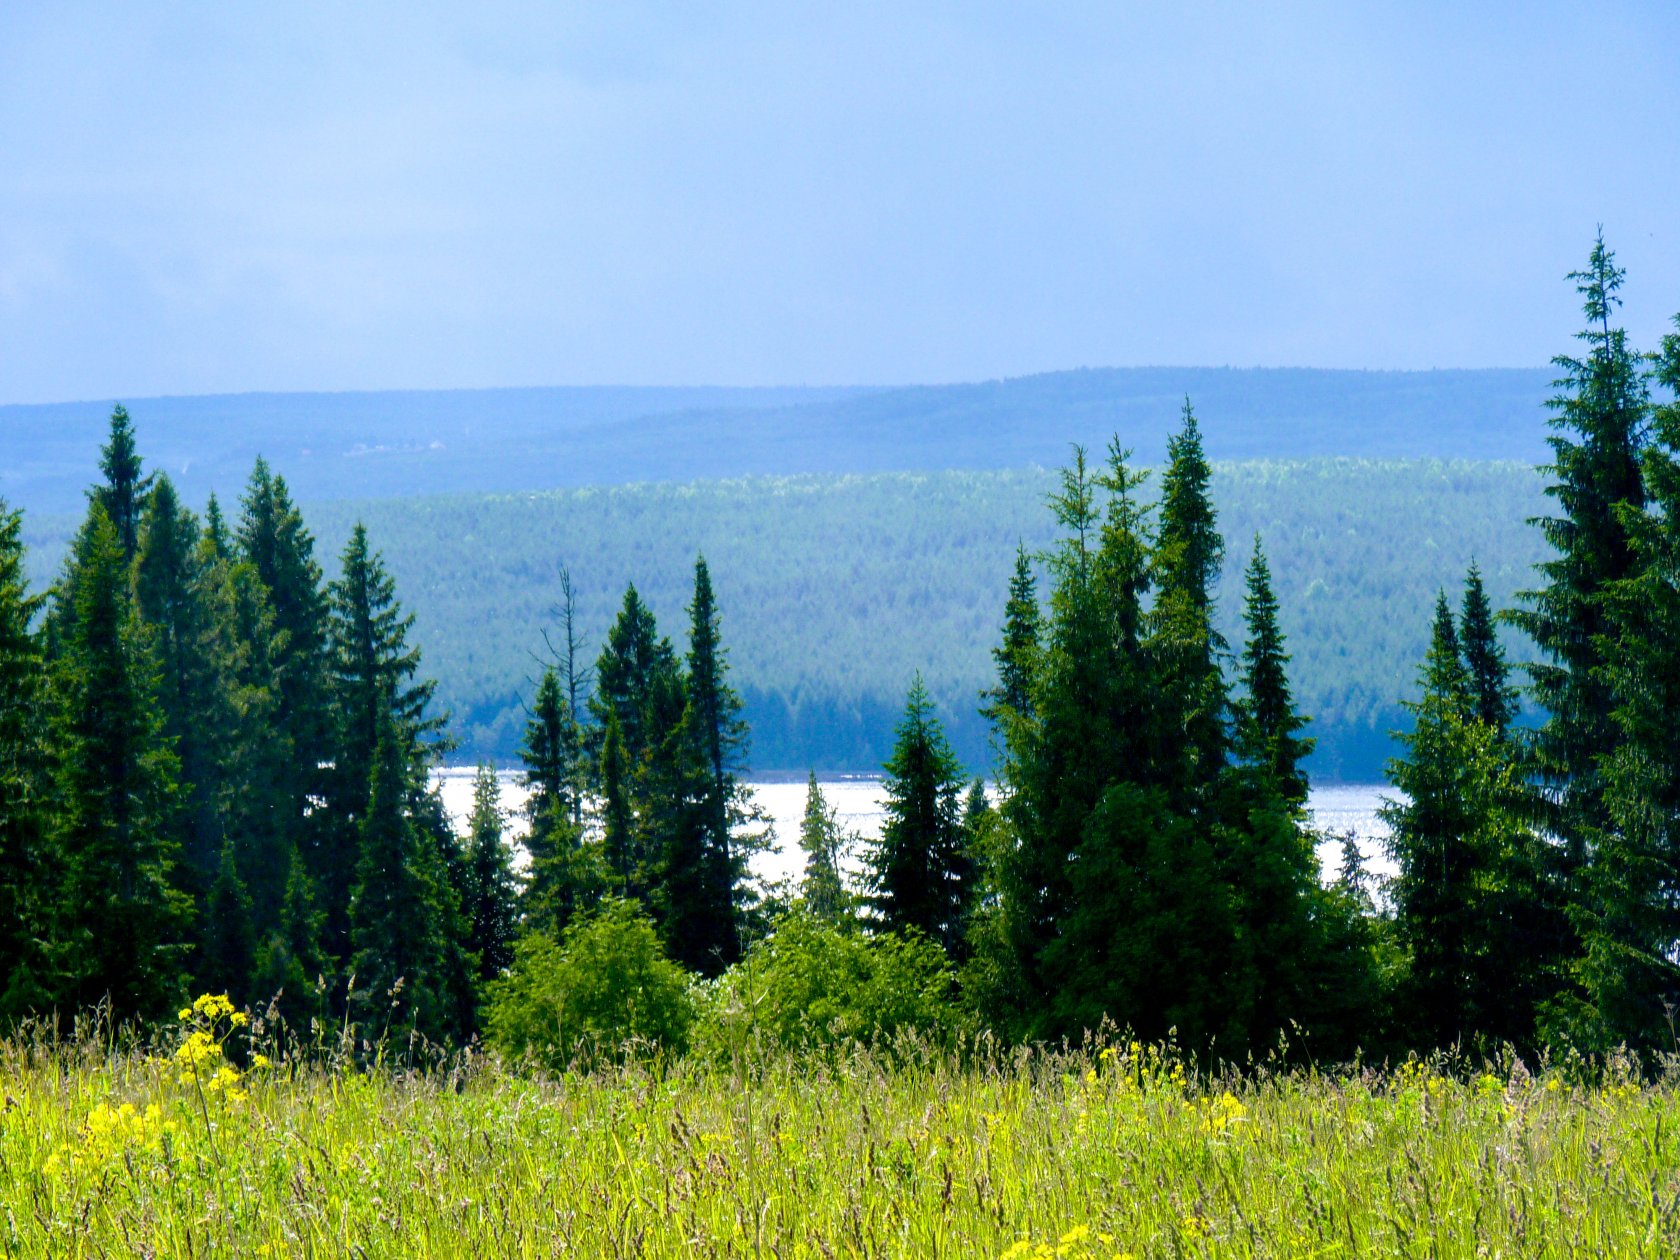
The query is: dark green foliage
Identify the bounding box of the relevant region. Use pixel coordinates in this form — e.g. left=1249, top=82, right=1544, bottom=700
left=324, top=523, right=444, bottom=959
left=1578, top=315, right=1680, bottom=1050
left=93, top=405, right=153, bottom=565
left=797, top=773, right=849, bottom=921
left=980, top=543, right=1040, bottom=755
left=1150, top=401, right=1228, bottom=799
left=1235, top=540, right=1313, bottom=808
left=590, top=585, right=678, bottom=769
left=1459, top=562, right=1517, bottom=736
left=1383, top=598, right=1555, bottom=1050
left=1509, top=234, right=1648, bottom=875
left=599, top=715, right=636, bottom=893
left=47, top=506, right=191, bottom=1022
left=867, top=676, right=972, bottom=955
left=462, top=765, right=521, bottom=982
left=199, top=840, right=256, bottom=1004
left=519, top=668, right=595, bottom=934
left=250, top=851, right=328, bottom=1034
left=347, top=714, right=458, bottom=1046
left=0, top=503, right=50, bottom=1020
left=487, top=898, right=696, bottom=1064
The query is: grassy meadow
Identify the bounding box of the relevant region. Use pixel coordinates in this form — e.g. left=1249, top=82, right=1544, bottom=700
left=4, top=999, right=1677, bottom=1258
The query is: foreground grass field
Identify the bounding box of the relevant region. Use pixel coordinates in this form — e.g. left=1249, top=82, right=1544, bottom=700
left=4, top=1003, right=1677, bottom=1257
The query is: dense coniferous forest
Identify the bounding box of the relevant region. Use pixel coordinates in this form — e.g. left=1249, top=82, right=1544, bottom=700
left=2, top=238, right=1679, bottom=1065
left=25, top=459, right=1545, bottom=777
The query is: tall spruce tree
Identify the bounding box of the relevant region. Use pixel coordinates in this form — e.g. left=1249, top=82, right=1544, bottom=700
left=324, top=523, right=443, bottom=958
left=0, top=502, right=49, bottom=1019
left=590, top=584, right=678, bottom=769
left=462, top=765, right=521, bottom=982
left=347, top=712, right=457, bottom=1046
left=1384, top=593, right=1550, bottom=1049
left=1508, top=234, right=1649, bottom=879
left=1234, top=539, right=1313, bottom=808
left=599, top=714, right=636, bottom=894
left=651, top=559, right=758, bottom=975
left=1459, top=562, right=1517, bottom=737
left=1148, top=399, right=1228, bottom=800
left=1584, top=312, right=1680, bottom=1049
left=237, top=460, right=333, bottom=899
left=519, top=668, right=596, bottom=934
left=94, top=405, right=153, bottom=566
left=981, top=544, right=1041, bottom=761
left=47, top=506, right=190, bottom=1021
left=867, top=675, right=971, bottom=954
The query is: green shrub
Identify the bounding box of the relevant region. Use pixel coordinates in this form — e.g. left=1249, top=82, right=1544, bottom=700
left=486, top=899, right=695, bottom=1066
left=693, top=911, right=963, bottom=1060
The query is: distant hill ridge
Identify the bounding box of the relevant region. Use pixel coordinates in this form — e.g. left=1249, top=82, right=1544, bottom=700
left=0, top=367, right=1552, bottom=514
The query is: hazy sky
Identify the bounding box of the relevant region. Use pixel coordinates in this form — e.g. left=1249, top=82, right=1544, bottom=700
left=2, top=3, right=1677, bottom=404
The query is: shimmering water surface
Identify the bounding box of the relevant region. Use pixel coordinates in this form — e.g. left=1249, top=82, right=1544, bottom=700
left=433, top=770, right=1392, bottom=890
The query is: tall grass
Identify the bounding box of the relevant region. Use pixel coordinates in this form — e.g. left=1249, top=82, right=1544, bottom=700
left=3, top=1008, right=1677, bottom=1257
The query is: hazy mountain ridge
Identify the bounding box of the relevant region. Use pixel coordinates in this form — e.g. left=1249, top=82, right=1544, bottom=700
left=1, top=367, right=1552, bottom=514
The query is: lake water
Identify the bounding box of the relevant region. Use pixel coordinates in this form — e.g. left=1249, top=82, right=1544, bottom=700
left=433, top=769, right=1393, bottom=889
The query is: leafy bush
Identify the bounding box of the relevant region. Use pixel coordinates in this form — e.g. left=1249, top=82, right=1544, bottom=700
left=693, top=912, right=963, bottom=1060
left=486, top=899, right=695, bottom=1065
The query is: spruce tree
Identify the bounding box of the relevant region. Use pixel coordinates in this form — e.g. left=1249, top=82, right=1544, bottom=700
left=590, top=584, right=678, bottom=768
left=797, top=772, right=848, bottom=922
left=980, top=543, right=1041, bottom=760
left=1583, top=312, right=1680, bottom=1049
left=1234, top=539, right=1313, bottom=808
left=324, top=523, right=442, bottom=958
left=47, top=506, right=190, bottom=1021
left=867, top=676, right=971, bottom=954
left=519, top=668, right=596, bottom=934
left=1148, top=399, right=1228, bottom=799
left=199, top=839, right=256, bottom=1003
left=237, top=460, right=333, bottom=899
left=134, top=476, right=226, bottom=890
left=1508, top=234, right=1649, bottom=877
left=93, top=404, right=153, bottom=565
left=462, top=765, right=521, bottom=982
left=347, top=713, right=455, bottom=1046
left=1383, top=593, right=1549, bottom=1049
left=0, top=502, right=50, bottom=1019
left=250, top=851, right=328, bottom=1034
left=1458, top=562, right=1517, bottom=736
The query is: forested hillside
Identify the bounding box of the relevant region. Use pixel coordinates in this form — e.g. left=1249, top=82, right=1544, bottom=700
left=25, top=458, right=1548, bottom=778
left=3, top=367, right=1550, bottom=513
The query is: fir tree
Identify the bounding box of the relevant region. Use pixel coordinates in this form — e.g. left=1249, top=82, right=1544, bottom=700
left=1508, top=233, right=1649, bottom=877
left=93, top=404, right=153, bottom=565
left=462, top=765, right=521, bottom=982
left=1234, top=539, right=1313, bottom=808
left=134, top=476, right=227, bottom=891
left=519, top=668, right=593, bottom=934
left=981, top=543, right=1040, bottom=758
left=867, top=676, right=971, bottom=954
left=347, top=713, right=455, bottom=1046
left=250, top=851, right=328, bottom=1034
left=797, top=772, right=848, bottom=921
left=1149, top=399, right=1228, bottom=799
left=590, top=584, right=678, bottom=768
left=1459, top=562, right=1517, bottom=736
left=1582, top=312, right=1680, bottom=1049
left=199, top=839, right=256, bottom=1003
left=47, top=506, right=190, bottom=1021
left=0, top=502, right=49, bottom=1019
left=1384, top=594, right=1550, bottom=1049
left=324, top=523, right=443, bottom=957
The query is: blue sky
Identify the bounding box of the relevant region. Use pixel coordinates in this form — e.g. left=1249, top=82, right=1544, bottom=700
left=2, top=2, right=1677, bottom=403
